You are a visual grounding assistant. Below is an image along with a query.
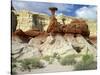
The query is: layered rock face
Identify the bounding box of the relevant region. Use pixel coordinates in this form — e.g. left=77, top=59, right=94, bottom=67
left=12, top=33, right=96, bottom=60
left=12, top=7, right=96, bottom=61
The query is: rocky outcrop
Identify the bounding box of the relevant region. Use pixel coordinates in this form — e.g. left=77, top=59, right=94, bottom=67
left=25, top=29, right=40, bottom=37
left=12, top=33, right=96, bottom=61
left=12, top=29, right=30, bottom=42
left=12, top=8, right=95, bottom=61
left=47, top=16, right=61, bottom=35
left=12, top=39, right=42, bottom=60
left=64, top=34, right=96, bottom=56
left=12, top=17, right=95, bottom=61
left=39, top=34, right=77, bottom=56
left=61, top=19, right=90, bottom=38
left=12, top=27, right=41, bottom=42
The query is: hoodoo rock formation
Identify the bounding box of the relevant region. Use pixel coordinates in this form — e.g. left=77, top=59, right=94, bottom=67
left=47, top=7, right=61, bottom=35
left=47, top=7, right=90, bottom=38
left=12, top=7, right=96, bottom=61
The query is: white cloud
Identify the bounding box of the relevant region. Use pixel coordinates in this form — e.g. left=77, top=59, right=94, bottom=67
left=57, top=13, right=64, bottom=16
left=76, top=6, right=97, bottom=20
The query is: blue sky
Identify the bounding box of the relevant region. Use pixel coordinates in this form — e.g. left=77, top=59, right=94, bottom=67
left=12, top=0, right=97, bottom=20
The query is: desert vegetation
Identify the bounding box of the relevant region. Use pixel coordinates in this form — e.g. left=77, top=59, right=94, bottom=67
left=74, top=49, right=97, bottom=70
left=59, top=54, right=77, bottom=65
left=11, top=3, right=97, bottom=74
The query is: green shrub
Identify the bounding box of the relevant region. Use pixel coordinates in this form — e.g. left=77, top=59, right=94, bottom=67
left=74, top=61, right=97, bottom=70
left=20, top=57, right=44, bottom=71
left=42, top=56, right=51, bottom=61
left=74, top=54, right=97, bottom=70
left=60, top=55, right=76, bottom=65
left=42, top=55, right=54, bottom=64
left=20, top=59, right=32, bottom=71
left=31, top=58, right=44, bottom=68
left=83, top=54, right=94, bottom=62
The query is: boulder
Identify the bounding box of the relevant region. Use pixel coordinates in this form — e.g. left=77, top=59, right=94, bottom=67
left=12, top=29, right=30, bottom=42
left=25, top=29, right=40, bottom=37
left=61, top=19, right=90, bottom=38
left=13, top=29, right=26, bottom=37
